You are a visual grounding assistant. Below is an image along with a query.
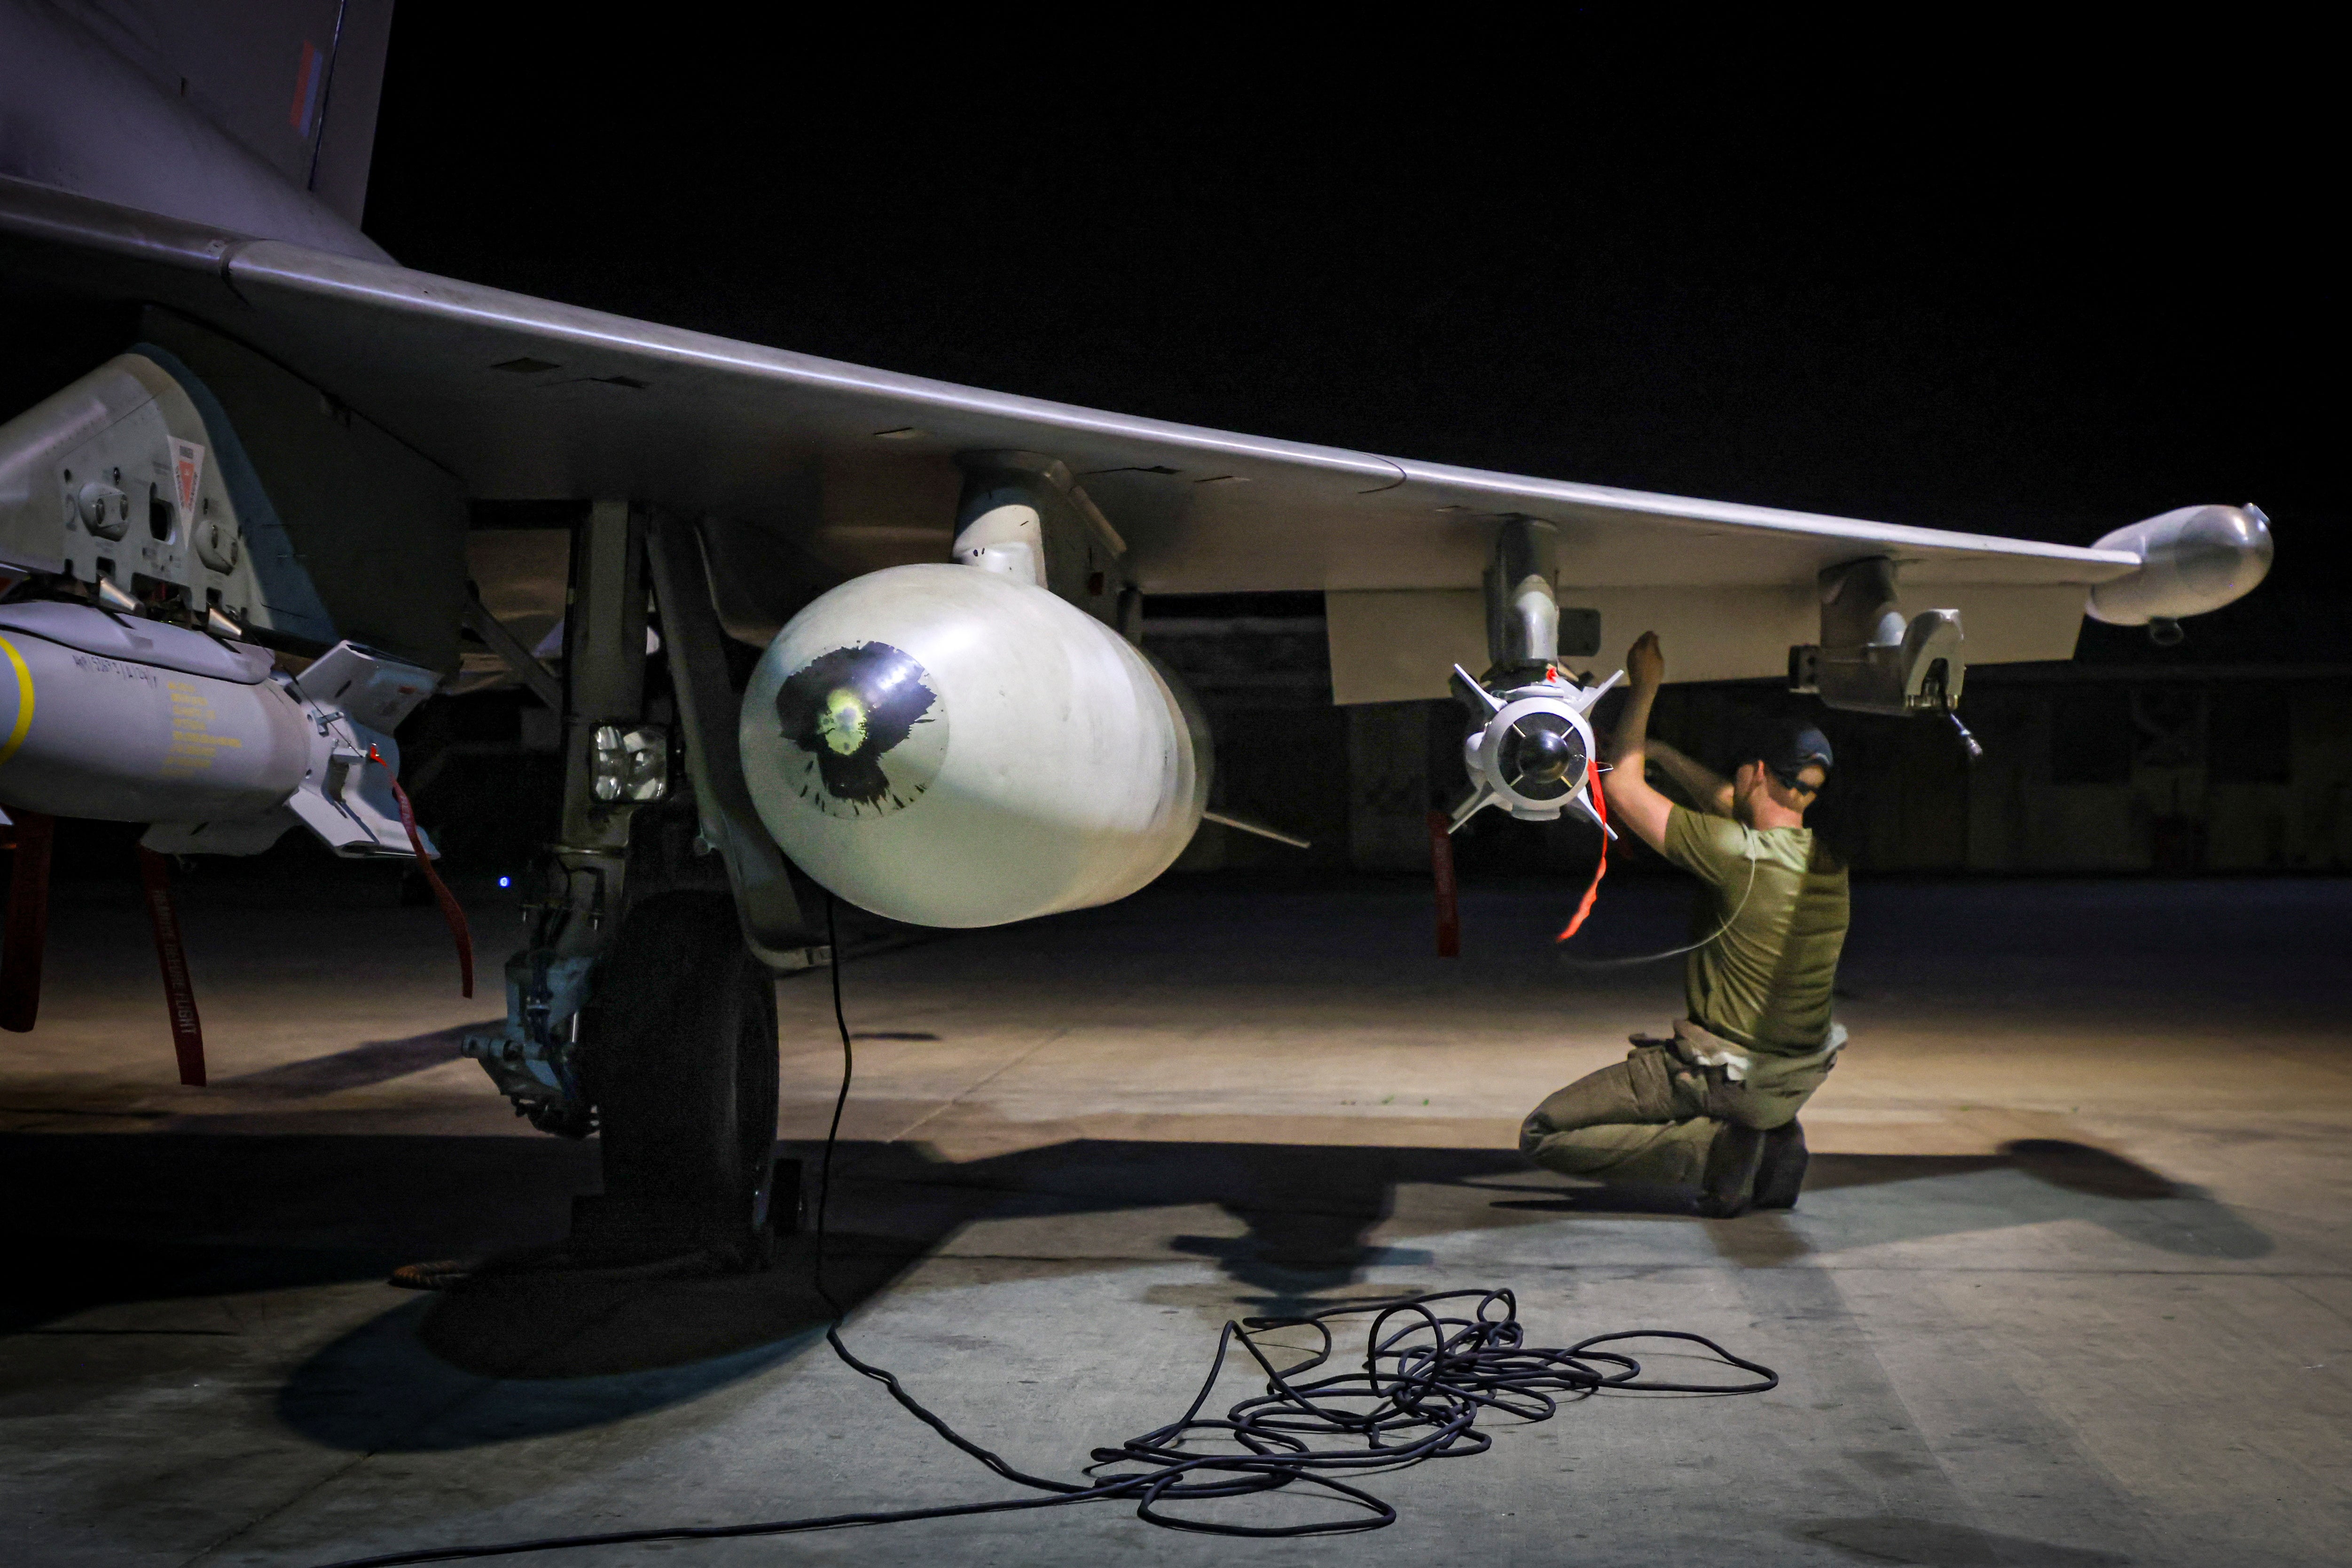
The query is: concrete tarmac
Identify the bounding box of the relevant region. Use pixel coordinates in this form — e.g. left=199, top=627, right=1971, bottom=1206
left=1, top=872, right=2346, bottom=1566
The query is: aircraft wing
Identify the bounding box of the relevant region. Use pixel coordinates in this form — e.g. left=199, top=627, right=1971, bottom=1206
left=0, top=174, right=2140, bottom=698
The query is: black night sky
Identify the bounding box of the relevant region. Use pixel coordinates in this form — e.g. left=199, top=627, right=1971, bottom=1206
left=362, top=21, right=2338, bottom=656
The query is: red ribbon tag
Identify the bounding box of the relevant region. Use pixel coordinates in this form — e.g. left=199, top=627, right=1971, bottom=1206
left=369, top=745, right=474, bottom=998
left=1555, top=759, right=1608, bottom=943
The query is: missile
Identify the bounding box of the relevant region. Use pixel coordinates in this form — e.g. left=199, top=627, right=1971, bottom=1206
left=1447, top=663, right=1621, bottom=834
left=0, top=599, right=439, bottom=857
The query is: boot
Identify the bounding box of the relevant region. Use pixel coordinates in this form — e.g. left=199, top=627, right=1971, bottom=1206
left=1695, top=1122, right=1764, bottom=1217
left=1751, top=1120, right=1810, bottom=1211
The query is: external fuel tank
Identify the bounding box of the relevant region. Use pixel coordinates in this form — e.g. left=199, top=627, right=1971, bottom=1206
left=738, top=564, right=1209, bottom=928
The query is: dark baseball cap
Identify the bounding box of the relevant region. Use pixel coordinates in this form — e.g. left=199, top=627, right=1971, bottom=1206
left=1753, top=719, right=1834, bottom=788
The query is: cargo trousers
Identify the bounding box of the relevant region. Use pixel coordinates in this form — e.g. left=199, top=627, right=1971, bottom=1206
left=1518, top=1019, right=1840, bottom=1211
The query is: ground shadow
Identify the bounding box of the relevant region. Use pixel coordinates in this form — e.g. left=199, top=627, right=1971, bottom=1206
left=0, top=1233, right=417, bottom=1336
left=1486, top=1139, right=2269, bottom=1259
left=271, top=1230, right=932, bottom=1451
left=1489, top=1183, right=1707, bottom=1216
left=1999, top=1138, right=2177, bottom=1199
left=2, top=1124, right=2273, bottom=1456
left=1803, top=1153, right=2007, bottom=1193
left=0, top=1130, right=597, bottom=1335
left=841, top=1135, right=1515, bottom=1290
left=275, top=1294, right=823, bottom=1453
left=1798, top=1514, right=2131, bottom=1566
left=269, top=1137, right=1531, bottom=1449
left=414, top=1231, right=915, bottom=1381
left=211, top=1021, right=498, bottom=1098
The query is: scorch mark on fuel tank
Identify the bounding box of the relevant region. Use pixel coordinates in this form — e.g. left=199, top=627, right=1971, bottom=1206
left=773, top=643, right=947, bottom=818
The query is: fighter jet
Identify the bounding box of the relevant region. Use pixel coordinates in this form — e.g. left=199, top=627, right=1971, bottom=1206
left=0, top=1, right=2273, bottom=1265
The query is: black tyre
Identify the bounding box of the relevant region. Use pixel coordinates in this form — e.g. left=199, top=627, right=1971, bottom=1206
left=580, top=891, right=779, bottom=1269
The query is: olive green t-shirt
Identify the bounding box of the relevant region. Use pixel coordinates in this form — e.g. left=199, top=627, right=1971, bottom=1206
left=1661, top=806, right=1850, bottom=1056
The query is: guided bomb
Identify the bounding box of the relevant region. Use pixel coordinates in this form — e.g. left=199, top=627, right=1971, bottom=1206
left=0, top=602, right=440, bottom=856
left=0, top=347, right=446, bottom=858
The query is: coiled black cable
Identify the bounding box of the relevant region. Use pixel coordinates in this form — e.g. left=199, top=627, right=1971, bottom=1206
left=314, top=895, right=1778, bottom=1567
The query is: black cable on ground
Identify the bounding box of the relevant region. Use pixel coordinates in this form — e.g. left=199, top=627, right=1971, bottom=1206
left=314, top=895, right=1779, bottom=1568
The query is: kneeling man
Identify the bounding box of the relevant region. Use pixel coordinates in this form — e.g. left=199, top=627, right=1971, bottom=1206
left=1520, top=631, right=1848, bottom=1216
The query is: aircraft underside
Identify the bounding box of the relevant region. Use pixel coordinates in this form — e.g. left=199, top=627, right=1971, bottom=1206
left=0, top=328, right=2274, bottom=1263
left=0, top=0, right=2277, bottom=1266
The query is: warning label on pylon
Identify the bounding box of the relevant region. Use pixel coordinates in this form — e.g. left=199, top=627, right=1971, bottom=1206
left=171, top=439, right=205, bottom=520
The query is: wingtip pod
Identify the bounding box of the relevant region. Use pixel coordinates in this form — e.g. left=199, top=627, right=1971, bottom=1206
left=2087, top=504, right=2274, bottom=627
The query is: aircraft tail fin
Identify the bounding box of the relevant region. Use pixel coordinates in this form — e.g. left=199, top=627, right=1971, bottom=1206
left=75, top=0, right=398, bottom=230
left=303, top=0, right=398, bottom=228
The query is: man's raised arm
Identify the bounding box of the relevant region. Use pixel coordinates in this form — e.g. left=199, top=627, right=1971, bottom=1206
left=1646, top=739, right=1735, bottom=817
left=1600, top=631, right=1676, bottom=853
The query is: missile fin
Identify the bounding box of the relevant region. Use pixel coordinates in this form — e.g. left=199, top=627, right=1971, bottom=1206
left=1450, top=664, right=1506, bottom=715
left=1574, top=669, right=1625, bottom=712
left=1447, top=784, right=1497, bottom=834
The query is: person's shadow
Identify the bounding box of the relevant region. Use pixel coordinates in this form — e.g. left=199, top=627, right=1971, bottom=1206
left=1487, top=1137, right=2271, bottom=1262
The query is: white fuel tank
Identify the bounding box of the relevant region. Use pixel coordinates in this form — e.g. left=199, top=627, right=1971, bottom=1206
left=739, top=564, right=1208, bottom=927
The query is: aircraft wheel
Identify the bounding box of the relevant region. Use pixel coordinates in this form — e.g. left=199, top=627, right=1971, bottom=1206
left=580, top=891, right=779, bottom=1270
